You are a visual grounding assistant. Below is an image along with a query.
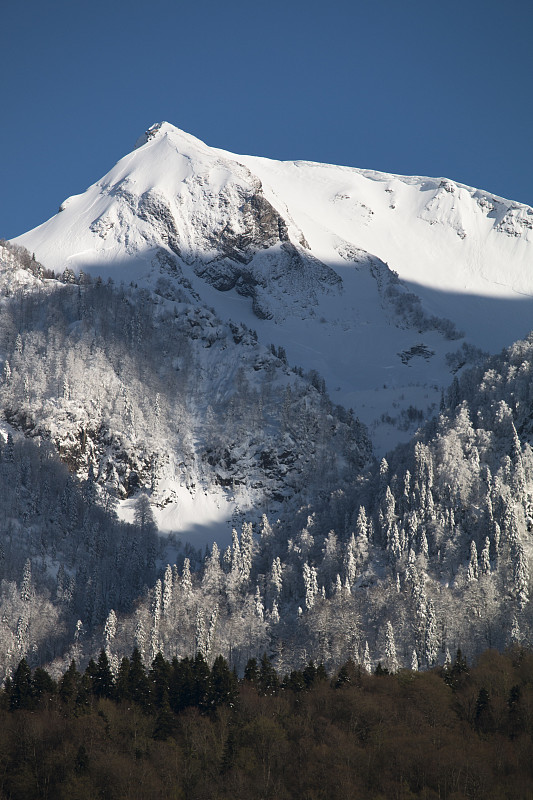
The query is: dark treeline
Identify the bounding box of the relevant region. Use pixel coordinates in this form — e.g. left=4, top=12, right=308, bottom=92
left=2, top=647, right=533, bottom=799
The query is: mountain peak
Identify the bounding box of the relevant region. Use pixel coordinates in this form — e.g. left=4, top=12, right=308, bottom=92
left=14, top=123, right=533, bottom=455
left=134, top=121, right=166, bottom=148
left=134, top=121, right=210, bottom=153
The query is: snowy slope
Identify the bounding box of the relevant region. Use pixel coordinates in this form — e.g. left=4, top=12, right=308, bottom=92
left=0, top=240, right=370, bottom=551
left=15, top=122, right=533, bottom=453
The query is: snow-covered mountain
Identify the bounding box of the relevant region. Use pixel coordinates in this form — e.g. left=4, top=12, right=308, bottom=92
left=4, top=122, right=533, bottom=676
left=16, top=122, right=533, bottom=453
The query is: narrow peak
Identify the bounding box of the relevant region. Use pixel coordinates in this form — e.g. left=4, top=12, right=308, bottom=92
left=134, top=122, right=211, bottom=153
left=134, top=121, right=172, bottom=149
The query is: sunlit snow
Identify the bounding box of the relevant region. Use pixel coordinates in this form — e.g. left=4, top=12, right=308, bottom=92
left=15, top=121, right=533, bottom=519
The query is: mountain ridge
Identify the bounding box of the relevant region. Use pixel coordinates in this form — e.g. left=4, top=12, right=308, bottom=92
left=14, top=122, right=533, bottom=454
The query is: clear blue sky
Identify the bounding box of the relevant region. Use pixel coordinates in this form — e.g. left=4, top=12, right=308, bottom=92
left=1, top=0, right=532, bottom=239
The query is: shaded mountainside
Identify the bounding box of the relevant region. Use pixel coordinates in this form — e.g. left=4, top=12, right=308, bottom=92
left=3, top=240, right=533, bottom=677
left=0, top=239, right=369, bottom=506
left=0, top=240, right=371, bottom=676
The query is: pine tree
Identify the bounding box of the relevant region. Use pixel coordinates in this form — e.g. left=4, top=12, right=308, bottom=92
left=254, top=586, right=264, bottom=621
left=384, top=621, right=399, bottom=674
left=512, top=540, right=530, bottom=609
left=240, top=521, right=253, bottom=585
left=259, top=653, right=279, bottom=696
left=303, top=562, right=318, bottom=611
left=343, top=533, right=357, bottom=585
left=134, top=617, right=147, bottom=658
left=202, top=544, right=223, bottom=595
left=162, top=564, right=173, bottom=616
left=59, top=659, right=80, bottom=703
left=270, top=556, right=283, bottom=598
left=115, top=656, right=131, bottom=701
left=32, top=667, right=55, bottom=702
left=467, top=540, right=479, bottom=582
left=20, top=558, right=32, bottom=602
left=150, top=579, right=162, bottom=662
left=10, top=658, right=33, bottom=710
left=134, top=492, right=156, bottom=532
left=206, top=603, right=219, bottom=657
left=103, top=609, right=117, bottom=645
left=150, top=652, right=171, bottom=708
left=244, top=657, right=259, bottom=685
left=153, top=690, right=175, bottom=740
left=362, top=641, right=372, bottom=674
left=181, top=558, right=192, bottom=596
left=424, top=600, right=439, bottom=667
left=209, top=654, right=238, bottom=709
left=479, top=537, right=491, bottom=575
left=92, top=649, right=115, bottom=699
left=192, top=652, right=210, bottom=709
left=195, top=609, right=207, bottom=657
left=128, top=647, right=151, bottom=707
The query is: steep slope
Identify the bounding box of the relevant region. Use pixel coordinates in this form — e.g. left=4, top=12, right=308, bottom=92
left=101, top=330, right=533, bottom=675
left=0, top=241, right=376, bottom=676
left=4, top=191, right=533, bottom=673
left=16, top=123, right=533, bottom=452
left=0, top=240, right=370, bottom=548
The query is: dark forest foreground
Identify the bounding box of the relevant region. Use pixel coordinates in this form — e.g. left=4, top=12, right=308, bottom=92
left=1, top=647, right=533, bottom=799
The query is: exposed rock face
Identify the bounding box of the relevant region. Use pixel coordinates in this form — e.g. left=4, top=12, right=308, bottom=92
left=207, top=185, right=290, bottom=263
left=138, top=190, right=184, bottom=257
left=134, top=173, right=342, bottom=320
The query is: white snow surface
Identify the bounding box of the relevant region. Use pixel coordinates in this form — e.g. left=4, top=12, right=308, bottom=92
left=119, top=484, right=236, bottom=550
left=15, top=121, right=533, bottom=460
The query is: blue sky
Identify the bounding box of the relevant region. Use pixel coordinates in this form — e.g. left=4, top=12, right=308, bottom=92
left=2, top=0, right=532, bottom=239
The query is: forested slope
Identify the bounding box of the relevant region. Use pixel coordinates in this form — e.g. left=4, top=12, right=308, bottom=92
left=1, top=647, right=533, bottom=800
left=3, top=236, right=533, bottom=676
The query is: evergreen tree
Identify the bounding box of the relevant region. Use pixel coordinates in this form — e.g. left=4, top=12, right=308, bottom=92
left=362, top=641, right=372, bottom=674
left=153, top=689, right=175, bottom=740
left=32, top=667, right=56, bottom=703
left=424, top=600, right=439, bottom=667
left=383, top=621, right=399, bottom=674
left=209, top=654, right=238, bottom=709
left=192, top=652, right=210, bottom=709
left=115, top=656, right=131, bottom=702
left=244, top=657, right=259, bottom=686
left=259, top=653, right=279, bottom=696
left=59, top=660, right=80, bottom=703
left=91, top=649, right=115, bottom=699
left=128, top=647, right=151, bottom=707
left=10, top=658, right=33, bottom=710
left=150, top=652, right=171, bottom=708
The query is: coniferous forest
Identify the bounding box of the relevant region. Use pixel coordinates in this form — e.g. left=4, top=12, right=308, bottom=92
left=1, top=646, right=533, bottom=799
left=3, top=239, right=533, bottom=679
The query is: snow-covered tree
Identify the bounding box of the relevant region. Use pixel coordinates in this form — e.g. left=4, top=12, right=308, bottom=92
left=383, top=621, right=399, bottom=674
left=303, top=562, right=319, bottom=611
